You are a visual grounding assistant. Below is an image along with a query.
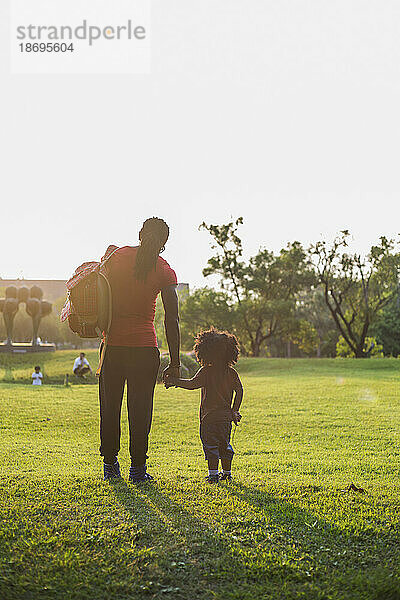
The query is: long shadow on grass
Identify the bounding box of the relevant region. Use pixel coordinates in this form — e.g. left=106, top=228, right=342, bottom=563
left=111, top=479, right=400, bottom=600
left=110, top=480, right=343, bottom=599
left=111, top=479, right=338, bottom=599
left=110, top=480, right=257, bottom=600
left=226, top=481, right=400, bottom=589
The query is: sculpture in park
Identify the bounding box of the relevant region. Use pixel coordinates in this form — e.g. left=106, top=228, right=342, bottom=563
left=0, top=285, right=52, bottom=349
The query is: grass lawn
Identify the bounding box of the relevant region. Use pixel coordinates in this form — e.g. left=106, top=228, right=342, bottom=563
left=0, top=349, right=197, bottom=385
left=0, top=349, right=103, bottom=385
left=0, top=358, right=399, bottom=599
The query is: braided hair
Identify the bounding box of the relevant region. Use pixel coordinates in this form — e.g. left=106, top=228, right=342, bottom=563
left=134, top=217, right=170, bottom=282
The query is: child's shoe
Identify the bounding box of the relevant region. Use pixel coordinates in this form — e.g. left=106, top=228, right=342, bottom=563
left=219, top=472, right=232, bottom=481
left=205, top=474, right=219, bottom=484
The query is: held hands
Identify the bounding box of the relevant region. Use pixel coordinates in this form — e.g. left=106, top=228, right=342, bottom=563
left=232, top=411, right=242, bottom=425
left=163, top=365, right=180, bottom=389
left=163, top=374, right=177, bottom=389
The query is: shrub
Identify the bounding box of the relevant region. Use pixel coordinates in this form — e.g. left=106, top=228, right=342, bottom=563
left=336, top=336, right=384, bottom=358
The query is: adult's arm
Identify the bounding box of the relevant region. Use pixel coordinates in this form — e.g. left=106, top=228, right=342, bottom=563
left=161, top=285, right=180, bottom=380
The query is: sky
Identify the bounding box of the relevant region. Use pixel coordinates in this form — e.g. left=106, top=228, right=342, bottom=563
left=1, top=0, right=400, bottom=287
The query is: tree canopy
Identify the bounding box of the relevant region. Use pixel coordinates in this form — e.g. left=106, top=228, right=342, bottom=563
left=310, top=231, right=400, bottom=357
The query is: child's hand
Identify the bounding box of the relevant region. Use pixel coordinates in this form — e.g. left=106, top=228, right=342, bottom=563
left=164, top=374, right=177, bottom=389
left=232, top=411, right=242, bottom=425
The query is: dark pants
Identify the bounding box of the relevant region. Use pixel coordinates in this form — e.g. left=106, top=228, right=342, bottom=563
left=200, top=414, right=234, bottom=461
left=74, top=366, right=90, bottom=376
left=99, top=346, right=160, bottom=466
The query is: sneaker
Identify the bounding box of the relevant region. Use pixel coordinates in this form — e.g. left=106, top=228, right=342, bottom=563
left=128, top=466, right=154, bottom=484
left=103, top=460, right=121, bottom=481
left=205, top=474, right=219, bottom=484
left=219, top=472, right=232, bottom=481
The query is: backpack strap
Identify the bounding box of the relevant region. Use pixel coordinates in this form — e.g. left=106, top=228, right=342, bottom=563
left=100, top=245, right=120, bottom=267
left=95, top=245, right=120, bottom=377
left=96, top=337, right=107, bottom=377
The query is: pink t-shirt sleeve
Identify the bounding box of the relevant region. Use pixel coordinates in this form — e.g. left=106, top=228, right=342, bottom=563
left=159, top=258, right=177, bottom=288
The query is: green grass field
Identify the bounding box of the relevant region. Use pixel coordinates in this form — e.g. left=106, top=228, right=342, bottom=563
left=1, top=358, right=399, bottom=599
left=0, top=349, right=104, bottom=385
left=0, top=349, right=197, bottom=385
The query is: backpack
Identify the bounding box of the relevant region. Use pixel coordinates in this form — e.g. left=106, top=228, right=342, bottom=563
left=61, top=245, right=119, bottom=339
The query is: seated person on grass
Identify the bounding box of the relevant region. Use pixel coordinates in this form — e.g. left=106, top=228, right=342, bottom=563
left=165, top=328, right=243, bottom=483
left=73, top=352, right=92, bottom=378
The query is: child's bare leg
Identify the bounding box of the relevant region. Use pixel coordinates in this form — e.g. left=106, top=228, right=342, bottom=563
left=206, top=457, right=219, bottom=482
left=207, top=458, right=219, bottom=472
left=221, top=457, right=232, bottom=472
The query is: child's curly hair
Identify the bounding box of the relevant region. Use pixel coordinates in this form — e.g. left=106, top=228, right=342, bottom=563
left=193, top=327, right=239, bottom=367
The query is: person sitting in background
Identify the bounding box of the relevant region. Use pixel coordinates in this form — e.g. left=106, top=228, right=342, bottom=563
left=73, top=352, right=92, bottom=378
left=32, top=366, right=43, bottom=386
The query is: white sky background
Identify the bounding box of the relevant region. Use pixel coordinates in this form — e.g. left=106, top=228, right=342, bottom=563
left=1, top=0, right=400, bottom=286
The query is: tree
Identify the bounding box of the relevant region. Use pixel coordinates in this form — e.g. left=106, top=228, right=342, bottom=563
left=200, top=218, right=260, bottom=355
left=370, top=295, right=400, bottom=357
left=336, top=336, right=383, bottom=358
left=289, top=319, right=320, bottom=357
left=244, top=242, right=316, bottom=355
left=295, top=287, right=338, bottom=357
left=310, top=231, right=400, bottom=358
left=179, top=287, right=237, bottom=351
left=200, top=219, right=315, bottom=356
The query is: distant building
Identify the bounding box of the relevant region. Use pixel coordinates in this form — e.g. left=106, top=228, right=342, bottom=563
left=0, top=279, right=190, bottom=303
left=176, top=283, right=189, bottom=295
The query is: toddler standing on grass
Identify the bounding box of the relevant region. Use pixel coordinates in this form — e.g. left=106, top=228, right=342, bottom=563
left=32, top=366, right=43, bottom=386
left=165, top=328, right=243, bottom=483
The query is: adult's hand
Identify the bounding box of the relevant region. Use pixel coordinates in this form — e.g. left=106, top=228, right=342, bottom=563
left=163, top=365, right=180, bottom=383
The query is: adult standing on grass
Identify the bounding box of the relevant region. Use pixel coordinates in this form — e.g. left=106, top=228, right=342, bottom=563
left=100, top=217, right=180, bottom=482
